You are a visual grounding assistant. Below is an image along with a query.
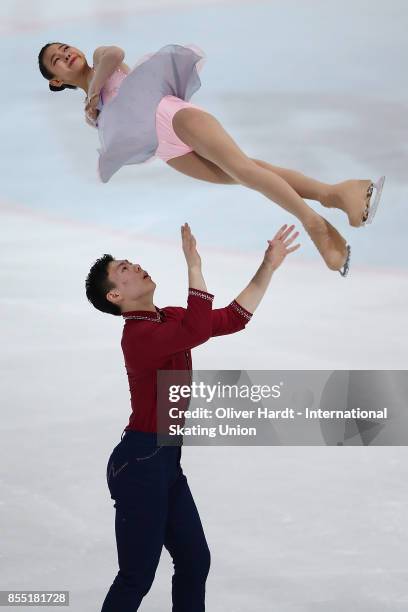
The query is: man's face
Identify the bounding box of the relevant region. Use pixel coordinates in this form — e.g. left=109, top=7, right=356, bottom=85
left=106, top=259, right=156, bottom=309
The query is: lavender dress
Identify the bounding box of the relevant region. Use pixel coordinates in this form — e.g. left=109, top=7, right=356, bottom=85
left=95, top=44, right=206, bottom=183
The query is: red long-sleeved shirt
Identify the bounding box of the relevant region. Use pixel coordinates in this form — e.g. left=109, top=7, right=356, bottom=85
left=121, top=287, right=253, bottom=432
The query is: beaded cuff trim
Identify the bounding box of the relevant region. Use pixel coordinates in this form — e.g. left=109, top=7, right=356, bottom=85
left=229, top=300, right=252, bottom=321
left=188, top=288, right=214, bottom=302
left=123, top=312, right=162, bottom=323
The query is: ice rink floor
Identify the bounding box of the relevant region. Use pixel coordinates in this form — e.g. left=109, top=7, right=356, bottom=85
left=1, top=0, right=408, bottom=610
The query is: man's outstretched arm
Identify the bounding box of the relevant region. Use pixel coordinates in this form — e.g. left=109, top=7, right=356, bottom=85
left=128, top=223, right=215, bottom=364
left=211, top=224, right=300, bottom=337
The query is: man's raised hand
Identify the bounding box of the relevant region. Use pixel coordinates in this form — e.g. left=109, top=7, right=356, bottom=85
left=181, top=223, right=202, bottom=269
left=264, top=224, right=301, bottom=270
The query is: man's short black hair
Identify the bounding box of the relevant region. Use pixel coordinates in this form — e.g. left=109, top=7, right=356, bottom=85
left=85, top=254, right=121, bottom=316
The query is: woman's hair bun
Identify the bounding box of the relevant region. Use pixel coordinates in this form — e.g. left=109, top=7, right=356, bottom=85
left=49, top=83, right=77, bottom=92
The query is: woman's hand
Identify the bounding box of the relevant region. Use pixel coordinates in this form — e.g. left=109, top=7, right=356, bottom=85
left=264, top=224, right=300, bottom=270
left=181, top=223, right=201, bottom=269
left=85, top=92, right=100, bottom=125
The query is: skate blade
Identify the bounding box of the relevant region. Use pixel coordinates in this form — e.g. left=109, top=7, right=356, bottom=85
left=365, top=175, right=386, bottom=225
left=339, top=244, right=351, bottom=278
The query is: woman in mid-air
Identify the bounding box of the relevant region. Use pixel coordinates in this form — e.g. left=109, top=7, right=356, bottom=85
left=38, top=42, right=385, bottom=277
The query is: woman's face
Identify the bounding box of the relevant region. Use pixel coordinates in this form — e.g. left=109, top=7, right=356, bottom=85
left=42, top=43, right=87, bottom=87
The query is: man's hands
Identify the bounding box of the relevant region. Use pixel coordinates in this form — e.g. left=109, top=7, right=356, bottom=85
left=181, top=223, right=201, bottom=270
left=181, top=223, right=207, bottom=292
left=264, top=224, right=300, bottom=270
left=181, top=221, right=300, bottom=271
left=179, top=221, right=300, bottom=310
left=233, top=223, right=300, bottom=313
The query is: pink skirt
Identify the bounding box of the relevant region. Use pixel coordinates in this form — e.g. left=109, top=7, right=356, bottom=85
left=155, top=95, right=204, bottom=163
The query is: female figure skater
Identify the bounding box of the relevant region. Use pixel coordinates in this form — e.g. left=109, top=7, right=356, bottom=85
left=38, top=42, right=385, bottom=277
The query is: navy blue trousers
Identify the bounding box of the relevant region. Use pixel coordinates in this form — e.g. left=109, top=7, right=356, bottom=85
left=101, top=430, right=211, bottom=611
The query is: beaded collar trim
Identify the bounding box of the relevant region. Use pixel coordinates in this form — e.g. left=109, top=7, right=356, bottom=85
left=123, top=309, right=162, bottom=323
left=122, top=288, right=215, bottom=323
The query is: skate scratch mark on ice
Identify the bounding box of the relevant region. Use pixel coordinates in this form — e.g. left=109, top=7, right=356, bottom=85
left=0, top=0, right=268, bottom=36
left=1, top=199, right=407, bottom=277
left=0, top=199, right=284, bottom=262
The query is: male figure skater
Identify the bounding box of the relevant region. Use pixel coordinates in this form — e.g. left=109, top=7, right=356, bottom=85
left=85, top=222, right=300, bottom=611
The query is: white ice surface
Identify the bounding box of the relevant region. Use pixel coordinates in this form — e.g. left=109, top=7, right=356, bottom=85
left=1, top=1, right=408, bottom=610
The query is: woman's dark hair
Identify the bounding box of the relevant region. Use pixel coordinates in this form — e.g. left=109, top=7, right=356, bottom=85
left=38, top=42, right=78, bottom=92
left=85, top=254, right=121, bottom=316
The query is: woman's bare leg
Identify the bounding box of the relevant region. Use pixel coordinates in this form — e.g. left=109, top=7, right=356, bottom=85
left=251, top=159, right=331, bottom=203
left=171, top=108, right=349, bottom=271
left=167, top=152, right=372, bottom=228
left=252, top=160, right=372, bottom=227
left=166, top=150, right=237, bottom=184
left=167, top=152, right=331, bottom=199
